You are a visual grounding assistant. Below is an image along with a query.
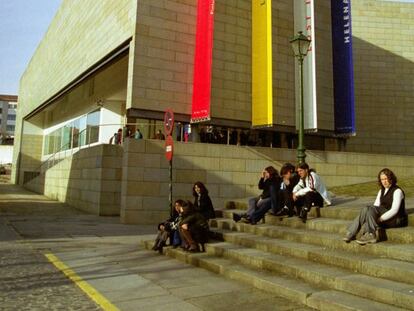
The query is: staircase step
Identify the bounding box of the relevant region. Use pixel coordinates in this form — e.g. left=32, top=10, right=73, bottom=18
left=210, top=218, right=414, bottom=263
left=217, top=208, right=414, bottom=244
left=207, top=242, right=414, bottom=310
left=142, top=240, right=406, bottom=311
left=212, top=228, right=414, bottom=286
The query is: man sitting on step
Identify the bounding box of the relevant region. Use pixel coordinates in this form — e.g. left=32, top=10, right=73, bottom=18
left=269, top=163, right=300, bottom=217
left=293, top=163, right=332, bottom=223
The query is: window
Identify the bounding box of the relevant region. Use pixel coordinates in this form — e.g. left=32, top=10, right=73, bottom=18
left=8, top=104, right=16, bottom=109
left=6, top=125, right=15, bottom=132
left=86, top=110, right=100, bottom=145
left=7, top=114, right=16, bottom=121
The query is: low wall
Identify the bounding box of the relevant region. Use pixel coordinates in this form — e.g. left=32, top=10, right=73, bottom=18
left=24, top=139, right=414, bottom=224
left=121, top=139, right=414, bottom=224
left=25, top=144, right=122, bottom=216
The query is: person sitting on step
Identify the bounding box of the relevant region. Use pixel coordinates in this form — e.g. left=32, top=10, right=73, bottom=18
left=233, top=166, right=280, bottom=225
left=193, top=181, right=216, bottom=220
left=343, top=168, right=408, bottom=245
left=269, top=163, right=300, bottom=217
left=179, top=200, right=210, bottom=252
left=152, top=199, right=183, bottom=253
left=293, top=162, right=331, bottom=223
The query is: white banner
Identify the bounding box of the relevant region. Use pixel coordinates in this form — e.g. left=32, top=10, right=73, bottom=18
left=293, top=0, right=318, bottom=131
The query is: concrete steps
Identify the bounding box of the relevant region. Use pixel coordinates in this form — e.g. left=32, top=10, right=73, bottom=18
left=210, top=229, right=414, bottom=286
left=143, top=197, right=414, bottom=310
left=205, top=242, right=414, bottom=310
left=142, top=241, right=406, bottom=311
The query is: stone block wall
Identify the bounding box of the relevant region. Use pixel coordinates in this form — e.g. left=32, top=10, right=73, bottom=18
left=348, top=0, right=414, bottom=154
left=121, top=139, right=414, bottom=224
left=25, top=144, right=122, bottom=216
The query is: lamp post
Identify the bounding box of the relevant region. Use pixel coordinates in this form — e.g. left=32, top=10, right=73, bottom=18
left=289, top=31, right=311, bottom=164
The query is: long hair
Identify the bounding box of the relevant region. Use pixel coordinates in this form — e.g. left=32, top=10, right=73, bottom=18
left=180, top=200, right=194, bottom=216
left=193, top=181, right=208, bottom=197
left=264, top=166, right=279, bottom=179
left=378, top=168, right=397, bottom=188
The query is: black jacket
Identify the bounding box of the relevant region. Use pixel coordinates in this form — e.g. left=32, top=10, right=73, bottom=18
left=194, top=193, right=215, bottom=220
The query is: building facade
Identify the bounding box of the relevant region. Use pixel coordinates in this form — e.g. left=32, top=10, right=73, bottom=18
left=12, top=0, right=414, bottom=222
left=0, top=94, right=17, bottom=143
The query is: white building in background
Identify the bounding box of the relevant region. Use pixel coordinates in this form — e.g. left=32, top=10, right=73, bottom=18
left=0, top=94, right=17, bottom=142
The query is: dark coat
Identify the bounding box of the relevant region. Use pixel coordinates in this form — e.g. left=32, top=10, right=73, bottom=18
left=194, top=193, right=215, bottom=220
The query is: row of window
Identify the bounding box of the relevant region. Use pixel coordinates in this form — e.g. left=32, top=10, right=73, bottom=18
left=43, top=110, right=100, bottom=155
left=0, top=114, right=16, bottom=120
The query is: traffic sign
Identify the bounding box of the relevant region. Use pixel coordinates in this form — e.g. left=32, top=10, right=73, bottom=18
left=164, top=109, right=174, bottom=136
left=165, top=135, right=174, bottom=161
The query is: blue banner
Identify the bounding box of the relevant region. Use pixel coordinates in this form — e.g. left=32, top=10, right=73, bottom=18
left=331, top=0, right=355, bottom=135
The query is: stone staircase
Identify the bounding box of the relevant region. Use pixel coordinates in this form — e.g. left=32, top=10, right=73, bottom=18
left=143, top=197, right=414, bottom=310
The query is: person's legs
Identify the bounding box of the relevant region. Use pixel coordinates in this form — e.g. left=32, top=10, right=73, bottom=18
left=180, top=228, right=198, bottom=251
left=246, top=197, right=259, bottom=218
left=346, top=206, right=370, bottom=238
left=250, top=197, right=271, bottom=223
left=356, top=206, right=382, bottom=245
left=298, top=192, right=323, bottom=223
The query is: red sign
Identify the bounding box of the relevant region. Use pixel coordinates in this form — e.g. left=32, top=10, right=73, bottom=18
left=191, top=0, right=215, bottom=123
left=164, top=109, right=174, bottom=135
left=165, top=135, right=174, bottom=161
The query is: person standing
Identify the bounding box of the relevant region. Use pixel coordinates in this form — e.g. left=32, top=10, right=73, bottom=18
left=293, top=163, right=331, bottom=223
left=134, top=128, right=143, bottom=140
left=343, top=168, right=408, bottom=245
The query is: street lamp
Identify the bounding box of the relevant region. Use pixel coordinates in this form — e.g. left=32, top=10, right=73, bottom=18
left=290, top=31, right=311, bottom=164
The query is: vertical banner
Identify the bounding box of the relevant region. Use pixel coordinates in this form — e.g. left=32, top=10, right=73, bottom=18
left=331, top=0, right=355, bottom=135
left=293, top=0, right=317, bottom=131
left=191, top=0, right=215, bottom=123
left=252, top=0, right=273, bottom=127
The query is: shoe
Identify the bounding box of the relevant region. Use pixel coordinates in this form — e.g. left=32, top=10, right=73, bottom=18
left=356, top=232, right=377, bottom=245
left=342, top=232, right=354, bottom=243
left=300, top=208, right=308, bottom=223
left=240, top=217, right=251, bottom=224
left=233, top=213, right=241, bottom=222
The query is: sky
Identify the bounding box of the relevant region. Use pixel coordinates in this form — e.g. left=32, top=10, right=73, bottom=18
left=0, top=0, right=62, bottom=95
left=1, top=0, right=414, bottom=96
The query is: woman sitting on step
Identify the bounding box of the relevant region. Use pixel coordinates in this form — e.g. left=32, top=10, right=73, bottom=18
left=233, top=166, right=280, bottom=225
left=293, top=163, right=331, bottom=223
left=152, top=200, right=183, bottom=253
left=343, top=168, right=408, bottom=245
left=193, top=181, right=216, bottom=220
left=179, top=200, right=210, bottom=252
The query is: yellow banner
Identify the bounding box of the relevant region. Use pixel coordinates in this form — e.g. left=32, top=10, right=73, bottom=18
left=252, top=0, right=273, bottom=127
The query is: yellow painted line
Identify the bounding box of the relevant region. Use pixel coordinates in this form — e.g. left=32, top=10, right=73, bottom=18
left=45, top=253, right=120, bottom=311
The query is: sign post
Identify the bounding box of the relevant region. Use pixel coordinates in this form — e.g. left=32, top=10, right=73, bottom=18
left=164, top=109, right=174, bottom=217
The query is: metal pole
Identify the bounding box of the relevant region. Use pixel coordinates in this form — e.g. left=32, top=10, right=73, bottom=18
left=169, top=159, right=173, bottom=217
left=297, top=55, right=306, bottom=164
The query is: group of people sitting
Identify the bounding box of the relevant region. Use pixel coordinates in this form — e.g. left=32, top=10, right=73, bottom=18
left=232, top=163, right=408, bottom=245
left=152, top=164, right=408, bottom=251
left=233, top=162, right=331, bottom=225
left=152, top=181, right=215, bottom=253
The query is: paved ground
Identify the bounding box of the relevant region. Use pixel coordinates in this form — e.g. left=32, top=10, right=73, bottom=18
left=0, top=182, right=312, bottom=311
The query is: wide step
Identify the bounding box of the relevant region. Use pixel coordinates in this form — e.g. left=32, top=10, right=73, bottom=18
left=142, top=240, right=406, bottom=311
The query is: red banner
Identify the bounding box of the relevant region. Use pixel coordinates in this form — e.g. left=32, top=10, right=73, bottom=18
left=191, top=0, right=215, bottom=123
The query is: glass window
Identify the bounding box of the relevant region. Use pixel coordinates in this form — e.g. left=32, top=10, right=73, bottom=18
left=86, top=110, right=100, bottom=144
left=8, top=104, right=16, bottom=109
left=61, top=124, right=72, bottom=151
left=6, top=125, right=15, bottom=132
left=78, top=116, right=87, bottom=146
left=7, top=114, right=16, bottom=121
left=72, top=119, right=80, bottom=148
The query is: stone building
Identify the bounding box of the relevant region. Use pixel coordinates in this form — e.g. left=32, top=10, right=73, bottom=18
left=0, top=94, right=17, bottom=142
left=12, top=0, right=414, bottom=223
